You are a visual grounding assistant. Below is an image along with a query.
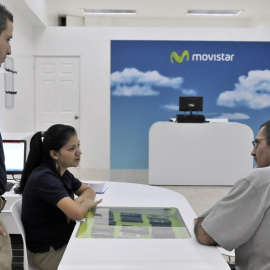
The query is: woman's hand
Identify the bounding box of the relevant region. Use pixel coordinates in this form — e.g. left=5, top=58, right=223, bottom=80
left=58, top=196, right=103, bottom=221
left=74, top=196, right=84, bottom=204
left=87, top=198, right=103, bottom=209
left=0, top=226, right=6, bottom=237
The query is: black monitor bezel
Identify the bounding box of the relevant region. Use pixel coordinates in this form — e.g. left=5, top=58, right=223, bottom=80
left=2, top=140, right=26, bottom=175
left=179, top=96, right=203, bottom=112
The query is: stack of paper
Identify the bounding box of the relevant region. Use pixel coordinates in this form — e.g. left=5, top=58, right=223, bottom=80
left=84, top=182, right=109, bottom=194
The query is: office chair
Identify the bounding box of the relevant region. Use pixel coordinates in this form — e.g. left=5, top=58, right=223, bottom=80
left=11, top=198, right=40, bottom=270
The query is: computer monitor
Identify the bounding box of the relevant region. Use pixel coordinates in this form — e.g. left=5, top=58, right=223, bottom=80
left=177, top=96, right=205, bottom=123
left=179, top=96, right=203, bottom=112
left=2, top=140, right=26, bottom=175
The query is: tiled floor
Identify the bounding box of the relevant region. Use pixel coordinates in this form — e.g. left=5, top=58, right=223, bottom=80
left=68, top=168, right=233, bottom=216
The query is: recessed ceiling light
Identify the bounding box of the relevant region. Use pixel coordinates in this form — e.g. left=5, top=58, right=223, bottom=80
left=186, top=9, right=244, bottom=16
left=82, top=9, right=136, bottom=15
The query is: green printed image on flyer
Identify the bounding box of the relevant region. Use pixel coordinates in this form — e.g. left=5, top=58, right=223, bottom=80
left=76, top=207, right=191, bottom=239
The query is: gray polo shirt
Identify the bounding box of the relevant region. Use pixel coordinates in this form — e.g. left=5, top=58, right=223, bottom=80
left=202, top=166, right=270, bottom=270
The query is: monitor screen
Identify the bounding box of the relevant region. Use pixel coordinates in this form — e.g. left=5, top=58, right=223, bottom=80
left=3, top=140, right=26, bottom=175
left=179, top=96, right=203, bottom=112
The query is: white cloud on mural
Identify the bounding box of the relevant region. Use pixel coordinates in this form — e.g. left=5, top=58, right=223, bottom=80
left=216, top=112, right=250, bottom=120
left=161, top=103, right=179, bottom=111
left=182, top=89, right=198, bottom=95
left=112, top=85, right=159, bottom=97
left=111, top=68, right=184, bottom=96
left=217, top=70, right=270, bottom=109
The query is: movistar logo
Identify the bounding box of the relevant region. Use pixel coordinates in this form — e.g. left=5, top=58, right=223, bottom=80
left=170, top=50, right=234, bottom=63
left=170, top=50, right=189, bottom=63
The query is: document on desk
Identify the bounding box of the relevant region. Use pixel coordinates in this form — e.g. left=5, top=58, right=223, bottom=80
left=83, top=182, right=109, bottom=194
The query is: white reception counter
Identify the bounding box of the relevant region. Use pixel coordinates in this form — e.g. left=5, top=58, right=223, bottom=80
left=149, top=122, right=254, bottom=185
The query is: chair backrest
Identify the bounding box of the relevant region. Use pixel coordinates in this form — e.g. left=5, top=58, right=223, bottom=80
left=11, top=198, right=40, bottom=270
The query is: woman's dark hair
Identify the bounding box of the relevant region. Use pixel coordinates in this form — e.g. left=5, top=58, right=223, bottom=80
left=260, top=120, right=270, bottom=145
left=19, top=124, right=77, bottom=194
left=0, top=4, right=13, bottom=35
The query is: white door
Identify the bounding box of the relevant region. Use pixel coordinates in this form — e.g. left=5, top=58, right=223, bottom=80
left=35, top=57, right=80, bottom=133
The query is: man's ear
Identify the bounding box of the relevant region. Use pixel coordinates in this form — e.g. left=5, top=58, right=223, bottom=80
left=50, top=150, right=59, bottom=160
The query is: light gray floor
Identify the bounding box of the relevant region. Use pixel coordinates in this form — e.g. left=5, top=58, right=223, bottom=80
left=69, top=168, right=233, bottom=216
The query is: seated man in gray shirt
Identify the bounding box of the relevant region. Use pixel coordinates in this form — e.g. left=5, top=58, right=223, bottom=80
left=194, top=120, right=270, bottom=270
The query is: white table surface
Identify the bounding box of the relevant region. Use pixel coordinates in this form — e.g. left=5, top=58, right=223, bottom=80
left=58, top=182, right=230, bottom=270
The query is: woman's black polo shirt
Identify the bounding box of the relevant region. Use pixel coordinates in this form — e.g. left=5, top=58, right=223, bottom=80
left=21, top=163, right=82, bottom=253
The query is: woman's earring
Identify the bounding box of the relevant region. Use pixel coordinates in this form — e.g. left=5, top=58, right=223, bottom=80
left=55, top=162, right=60, bottom=172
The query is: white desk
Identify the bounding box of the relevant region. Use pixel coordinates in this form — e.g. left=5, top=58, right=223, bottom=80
left=149, top=122, right=254, bottom=185
left=58, top=182, right=230, bottom=270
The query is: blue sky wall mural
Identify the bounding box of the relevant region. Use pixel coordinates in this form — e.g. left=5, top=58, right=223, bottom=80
left=111, top=40, right=270, bottom=169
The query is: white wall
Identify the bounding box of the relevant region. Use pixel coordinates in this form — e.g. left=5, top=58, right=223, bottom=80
left=0, top=0, right=35, bottom=133
left=32, top=26, right=270, bottom=169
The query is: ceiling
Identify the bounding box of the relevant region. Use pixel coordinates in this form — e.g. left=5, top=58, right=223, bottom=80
left=45, top=0, right=270, bottom=28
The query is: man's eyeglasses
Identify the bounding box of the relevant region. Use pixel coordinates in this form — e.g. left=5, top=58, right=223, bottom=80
left=252, top=138, right=269, bottom=148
